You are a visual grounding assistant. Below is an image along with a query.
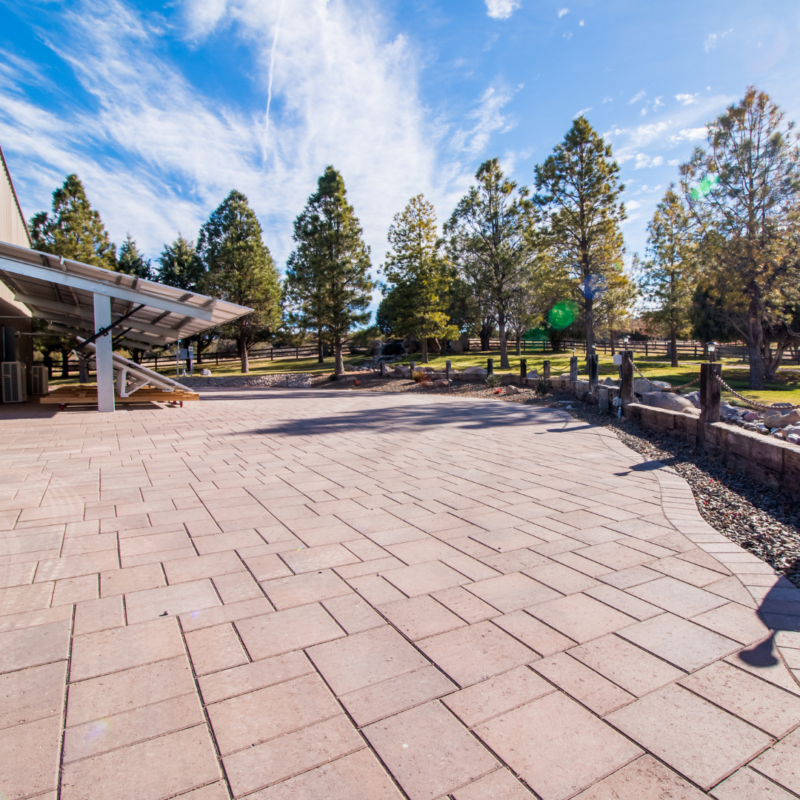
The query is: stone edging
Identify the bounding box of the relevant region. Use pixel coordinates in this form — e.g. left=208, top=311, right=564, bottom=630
left=598, top=430, right=800, bottom=687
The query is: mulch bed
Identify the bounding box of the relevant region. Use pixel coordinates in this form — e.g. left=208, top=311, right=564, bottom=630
left=310, top=374, right=800, bottom=587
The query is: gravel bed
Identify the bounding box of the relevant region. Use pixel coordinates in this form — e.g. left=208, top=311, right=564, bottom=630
left=182, top=374, right=313, bottom=388
left=310, top=373, right=800, bottom=587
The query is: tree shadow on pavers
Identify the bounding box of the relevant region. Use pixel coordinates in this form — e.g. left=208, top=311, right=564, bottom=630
left=738, top=574, right=800, bottom=673
left=238, top=402, right=570, bottom=436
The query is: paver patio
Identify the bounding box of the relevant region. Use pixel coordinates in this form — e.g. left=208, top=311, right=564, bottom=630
left=1, top=387, right=799, bottom=799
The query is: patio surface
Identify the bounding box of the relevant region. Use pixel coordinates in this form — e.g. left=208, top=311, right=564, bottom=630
left=1, top=387, right=800, bottom=800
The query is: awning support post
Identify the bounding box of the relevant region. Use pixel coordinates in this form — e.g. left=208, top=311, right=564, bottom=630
left=93, top=293, right=115, bottom=413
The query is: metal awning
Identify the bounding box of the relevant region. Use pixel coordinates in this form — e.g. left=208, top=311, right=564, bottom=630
left=0, top=240, right=252, bottom=349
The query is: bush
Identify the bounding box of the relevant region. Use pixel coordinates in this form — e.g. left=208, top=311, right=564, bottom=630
left=534, top=378, right=551, bottom=396
left=485, top=374, right=501, bottom=389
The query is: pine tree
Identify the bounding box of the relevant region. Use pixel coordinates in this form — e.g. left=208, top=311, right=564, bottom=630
left=382, top=195, right=456, bottom=363
left=198, top=191, right=281, bottom=373
left=117, top=234, right=153, bottom=280
left=284, top=166, right=374, bottom=376
left=682, top=87, right=800, bottom=388
left=445, top=159, right=535, bottom=369
left=30, top=174, right=117, bottom=269
left=157, top=235, right=204, bottom=292
left=157, top=235, right=216, bottom=362
left=534, top=116, right=626, bottom=350
left=637, top=187, right=697, bottom=367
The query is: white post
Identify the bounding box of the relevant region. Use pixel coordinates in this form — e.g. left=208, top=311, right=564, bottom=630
left=93, top=293, right=115, bottom=413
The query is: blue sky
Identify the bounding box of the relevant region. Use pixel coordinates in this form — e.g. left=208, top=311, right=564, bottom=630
left=2, top=0, right=799, bottom=307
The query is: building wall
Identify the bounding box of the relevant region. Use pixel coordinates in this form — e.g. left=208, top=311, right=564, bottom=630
left=0, top=144, right=34, bottom=370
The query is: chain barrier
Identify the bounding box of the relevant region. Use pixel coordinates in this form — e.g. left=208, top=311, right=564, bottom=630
left=627, top=357, right=700, bottom=393
left=714, top=373, right=800, bottom=411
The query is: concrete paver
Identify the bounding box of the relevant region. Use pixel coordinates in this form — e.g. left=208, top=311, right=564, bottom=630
left=1, top=388, right=798, bottom=799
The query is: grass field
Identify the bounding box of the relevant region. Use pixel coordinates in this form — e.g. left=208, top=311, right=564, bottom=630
left=48, top=348, right=800, bottom=406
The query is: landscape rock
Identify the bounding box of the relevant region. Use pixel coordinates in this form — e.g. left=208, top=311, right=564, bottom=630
left=744, top=411, right=761, bottom=422
left=526, top=371, right=539, bottom=379
left=462, top=367, right=488, bottom=378
left=603, top=377, right=618, bottom=386
left=683, top=391, right=701, bottom=408
left=401, top=336, right=418, bottom=354
left=505, top=385, right=520, bottom=395
left=763, top=409, right=800, bottom=429
left=200, top=369, right=212, bottom=376
left=434, top=379, right=449, bottom=389
left=640, top=391, right=700, bottom=415
left=368, top=339, right=383, bottom=356
left=634, top=378, right=672, bottom=396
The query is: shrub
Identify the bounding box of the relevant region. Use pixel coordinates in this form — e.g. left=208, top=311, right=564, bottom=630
left=485, top=374, right=501, bottom=389
left=534, top=378, right=551, bottom=396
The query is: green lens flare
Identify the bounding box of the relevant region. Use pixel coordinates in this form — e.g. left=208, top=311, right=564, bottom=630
left=548, top=300, right=579, bottom=330
left=690, top=173, right=719, bottom=200
left=523, top=327, right=549, bottom=341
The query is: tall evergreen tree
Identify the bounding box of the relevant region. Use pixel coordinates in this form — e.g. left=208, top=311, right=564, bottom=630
left=637, top=187, right=697, bottom=367
left=156, top=235, right=204, bottom=292
left=445, top=159, right=535, bottom=369
left=157, top=235, right=217, bottom=363
left=198, top=191, right=281, bottom=373
left=382, top=195, right=456, bottom=363
left=682, top=87, right=800, bottom=388
left=117, top=234, right=153, bottom=280
left=30, top=174, right=117, bottom=269
left=284, top=166, right=374, bottom=376
left=534, top=116, right=626, bottom=350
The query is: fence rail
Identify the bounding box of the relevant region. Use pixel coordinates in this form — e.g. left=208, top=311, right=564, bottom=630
left=467, top=338, right=799, bottom=363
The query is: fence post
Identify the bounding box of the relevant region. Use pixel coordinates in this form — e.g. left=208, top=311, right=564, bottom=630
left=589, top=354, right=599, bottom=386
left=380, top=361, right=386, bottom=378
left=569, top=356, right=578, bottom=382
left=699, top=363, right=722, bottom=444
left=154, top=356, right=158, bottom=371
left=446, top=360, right=451, bottom=393
left=410, top=361, right=416, bottom=376
left=620, top=350, right=634, bottom=408
left=543, top=360, right=550, bottom=380
left=487, top=358, right=494, bottom=376
left=520, top=359, right=527, bottom=385
left=296, top=347, right=299, bottom=360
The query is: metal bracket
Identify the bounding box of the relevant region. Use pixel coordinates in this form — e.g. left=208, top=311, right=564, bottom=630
left=75, top=304, right=145, bottom=350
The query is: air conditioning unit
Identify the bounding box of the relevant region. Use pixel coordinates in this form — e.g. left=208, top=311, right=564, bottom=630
left=2, top=362, right=27, bottom=403
left=30, top=365, right=49, bottom=396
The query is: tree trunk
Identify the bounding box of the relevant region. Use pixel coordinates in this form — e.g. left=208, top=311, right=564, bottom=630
left=747, top=311, right=765, bottom=389
left=318, top=328, right=325, bottom=363
left=334, top=337, right=344, bottom=376
left=498, top=311, right=510, bottom=369
left=240, top=340, right=249, bottom=373
left=670, top=329, right=678, bottom=368
left=60, top=349, right=70, bottom=378
left=516, top=334, right=521, bottom=356
left=584, top=296, right=595, bottom=352
left=610, top=332, right=616, bottom=356
left=421, top=337, right=428, bottom=364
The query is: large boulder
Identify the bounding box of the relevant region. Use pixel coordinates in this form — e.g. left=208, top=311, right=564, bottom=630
left=449, top=338, right=464, bottom=353
left=426, top=338, right=442, bottom=354
left=402, top=336, right=418, bottom=354
left=526, top=371, right=539, bottom=380
left=462, top=366, right=488, bottom=378
left=763, top=408, right=800, bottom=429
left=641, top=391, right=700, bottom=415
left=434, top=379, right=449, bottom=389
left=368, top=339, right=383, bottom=356
left=382, top=340, right=405, bottom=356
left=505, top=385, right=521, bottom=395
left=603, top=377, right=618, bottom=387
left=634, top=378, right=671, bottom=396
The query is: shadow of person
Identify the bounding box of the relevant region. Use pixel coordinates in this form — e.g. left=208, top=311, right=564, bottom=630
left=738, top=564, right=800, bottom=670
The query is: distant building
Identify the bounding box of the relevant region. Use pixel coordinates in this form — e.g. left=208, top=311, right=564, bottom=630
left=0, top=144, right=33, bottom=367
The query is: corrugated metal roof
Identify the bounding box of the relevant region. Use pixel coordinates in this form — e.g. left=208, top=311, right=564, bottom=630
left=0, top=144, right=32, bottom=248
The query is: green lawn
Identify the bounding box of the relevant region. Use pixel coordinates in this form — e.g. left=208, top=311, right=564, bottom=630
left=47, top=348, right=800, bottom=406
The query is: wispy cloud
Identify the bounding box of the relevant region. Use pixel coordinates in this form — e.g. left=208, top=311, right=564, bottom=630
left=0, top=0, right=488, bottom=270
left=704, top=28, right=733, bottom=53
left=579, top=19, right=584, bottom=26
left=558, top=7, right=569, bottom=17
left=453, top=83, right=517, bottom=156
left=629, top=91, right=646, bottom=104
left=574, top=107, right=591, bottom=118
left=675, top=93, right=698, bottom=105
left=486, top=0, right=521, bottom=20
left=602, top=96, right=613, bottom=104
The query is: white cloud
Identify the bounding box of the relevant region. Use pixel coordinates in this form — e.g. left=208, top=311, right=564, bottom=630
left=574, top=107, right=591, bottom=118
left=558, top=7, right=569, bottom=17
left=602, top=96, right=613, bottom=104
left=626, top=200, right=641, bottom=210
left=675, top=93, right=698, bottom=105
left=579, top=19, right=584, bottom=26
left=704, top=28, right=733, bottom=53
left=668, top=127, right=708, bottom=144
left=486, top=0, right=521, bottom=20
left=563, top=32, right=572, bottom=40
left=651, top=156, right=663, bottom=167
left=452, top=83, right=517, bottom=157
left=1, top=0, right=487, bottom=273
left=653, top=97, right=664, bottom=110
left=629, top=91, right=646, bottom=104
left=640, top=108, right=647, bottom=117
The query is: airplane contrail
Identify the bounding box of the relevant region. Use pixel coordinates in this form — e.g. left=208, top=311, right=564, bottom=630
left=263, top=0, right=287, bottom=163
